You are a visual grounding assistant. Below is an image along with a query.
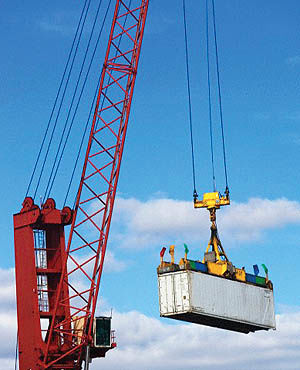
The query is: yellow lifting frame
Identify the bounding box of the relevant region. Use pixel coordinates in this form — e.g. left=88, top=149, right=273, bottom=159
left=194, top=191, right=230, bottom=210
left=194, top=191, right=230, bottom=264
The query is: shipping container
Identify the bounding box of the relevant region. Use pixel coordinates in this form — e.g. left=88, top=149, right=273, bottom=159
left=158, top=270, right=276, bottom=334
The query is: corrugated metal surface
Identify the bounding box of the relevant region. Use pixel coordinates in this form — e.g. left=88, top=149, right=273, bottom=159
left=158, top=270, right=276, bottom=333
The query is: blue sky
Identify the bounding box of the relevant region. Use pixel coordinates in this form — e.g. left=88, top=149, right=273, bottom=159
left=1, top=1, right=300, bottom=369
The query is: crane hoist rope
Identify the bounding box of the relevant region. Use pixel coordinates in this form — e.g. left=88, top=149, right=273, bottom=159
left=183, top=0, right=231, bottom=265
left=25, top=0, right=91, bottom=199
left=26, top=0, right=111, bottom=205
left=206, top=0, right=217, bottom=192
left=66, top=0, right=130, bottom=209
left=39, top=0, right=95, bottom=201
left=43, top=0, right=109, bottom=204
left=38, top=0, right=96, bottom=203
left=183, top=0, right=229, bottom=200
left=182, top=0, right=197, bottom=199
left=211, top=0, right=229, bottom=190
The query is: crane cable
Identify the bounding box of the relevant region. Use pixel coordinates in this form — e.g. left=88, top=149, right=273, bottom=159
left=63, top=0, right=114, bottom=207
left=33, top=0, right=93, bottom=200
left=43, top=0, right=108, bottom=202
left=25, top=0, right=90, bottom=198
left=184, top=0, right=230, bottom=196
left=206, top=0, right=217, bottom=192
left=14, top=330, right=18, bottom=370
left=211, top=0, right=229, bottom=190
left=40, top=0, right=95, bottom=202
left=64, top=0, right=132, bottom=208
left=183, top=0, right=198, bottom=199
left=27, top=0, right=91, bottom=198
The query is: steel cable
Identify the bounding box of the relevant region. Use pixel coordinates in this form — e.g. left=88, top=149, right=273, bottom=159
left=25, top=0, right=89, bottom=198
left=33, top=0, right=93, bottom=200
left=61, top=0, right=113, bottom=207
left=206, top=0, right=217, bottom=192
left=44, top=0, right=108, bottom=202
left=64, top=74, right=101, bottom=208
left=14, top=330, right=18, bottom=370
left=65, top=0, right=129, bottom=208
left=212, top=0, right=229, bottom=190
left=183, top=0, right=197, bottom=198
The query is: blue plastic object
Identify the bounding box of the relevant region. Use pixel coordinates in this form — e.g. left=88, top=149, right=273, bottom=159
left=194, top=261, right=208, bottom=273
left=253, top=264, right=259, bottom=276
left=246, top=273, right=256, bottom=284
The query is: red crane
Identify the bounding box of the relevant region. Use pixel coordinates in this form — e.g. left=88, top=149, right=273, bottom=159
left=13, top=1, right=149, bottom=369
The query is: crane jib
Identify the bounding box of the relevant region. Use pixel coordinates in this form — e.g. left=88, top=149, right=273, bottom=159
left=13, top=1, right=149, bottom=369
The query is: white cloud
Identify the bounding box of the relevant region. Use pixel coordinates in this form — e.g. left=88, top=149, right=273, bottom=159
left=111, top=197, right=209, bottom=248
left=0, top=359, right=15, bottom=370
left=111, top=196, right=300, bottom=249
left=277, top=304, right=300, bottom=314
left=89, top=310, right=300, bottom=370
left=63, top=250, right=127, bottom=316
left=1, top=265, right=299, bottom=370
left=0, top=312, right=17, bottom=360
left=0, top=268, right=16, bottom=311
left=68, top=250, right=127, bottom=277
left=104, top=251, right=127, bottom=273
left=2, top=302, right=300, bottom=370
left=65, top=250, right=127, bottom=302
left=218, top=197, right=300, bottom=242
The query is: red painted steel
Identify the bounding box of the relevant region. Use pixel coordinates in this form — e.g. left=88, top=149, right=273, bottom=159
left=13, top=1, right=149, bottom=369
left=14, top=197, right=74, bottom=369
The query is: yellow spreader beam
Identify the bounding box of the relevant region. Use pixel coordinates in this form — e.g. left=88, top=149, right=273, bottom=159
left=194, top=191, right=230, bottom=209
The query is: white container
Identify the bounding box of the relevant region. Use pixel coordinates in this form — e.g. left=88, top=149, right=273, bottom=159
left=158, top=270, right=276, bottom=333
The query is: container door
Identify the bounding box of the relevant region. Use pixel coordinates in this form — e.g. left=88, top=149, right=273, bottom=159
left=174, top=272, right=190, bottom=313
left=158, top=274, right=175, bottom=314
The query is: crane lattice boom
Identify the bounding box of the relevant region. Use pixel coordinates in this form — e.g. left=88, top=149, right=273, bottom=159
left=13, top=1, right=149, bottom=369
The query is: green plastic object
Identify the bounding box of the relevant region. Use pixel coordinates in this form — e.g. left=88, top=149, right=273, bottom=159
left=189, top=260, right=196, bottom=269
left=255, top=276, right=266, bottom=286
left=95, top=317, right=111, bottom=347
left=261, top=263, right=268, bottom=274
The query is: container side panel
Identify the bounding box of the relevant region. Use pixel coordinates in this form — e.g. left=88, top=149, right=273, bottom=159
left=189, top=271, right=275, bottom=329
left=159, top=271, right=276, bottom=330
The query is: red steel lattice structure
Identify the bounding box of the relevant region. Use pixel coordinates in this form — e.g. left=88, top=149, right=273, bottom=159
left=14, top=0, right=149, bottom=369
